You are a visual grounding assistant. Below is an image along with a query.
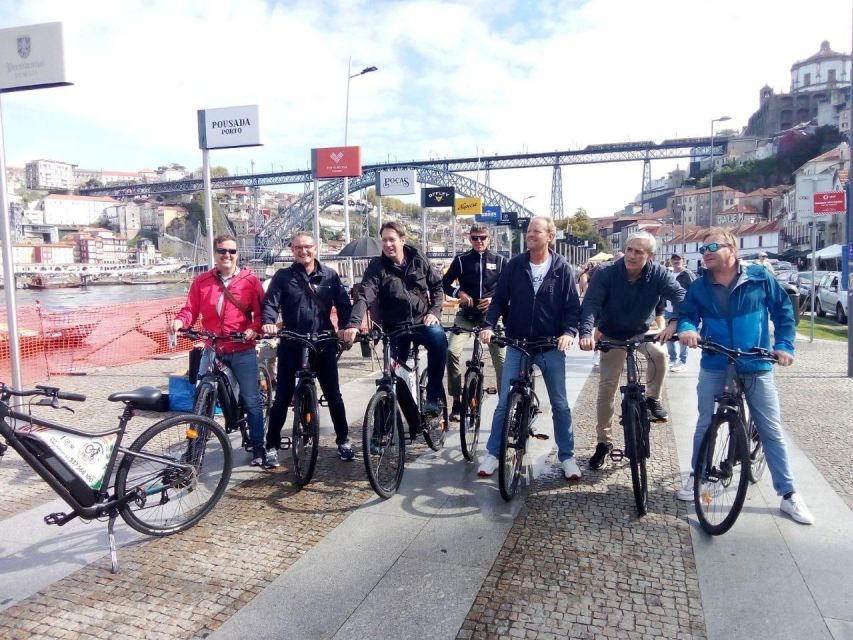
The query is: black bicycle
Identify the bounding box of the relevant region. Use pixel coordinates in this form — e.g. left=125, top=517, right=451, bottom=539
left=489, top=336, right=550, bottom=501
left=356, top=324, right=448, bottom=498
left=693, top=339, right=773, bottom=535
left=179, top=329, right=273, bottom=452
left=445, top=325, right=499, bottom=462
left=0, top=382, right=231, bottom=573
left=273, top=329, right=341, bottom=486
left=595, top=335, right=665, bottom=517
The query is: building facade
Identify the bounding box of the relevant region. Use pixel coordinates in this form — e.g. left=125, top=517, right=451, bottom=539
left=25, top=160, right=76, bottom=191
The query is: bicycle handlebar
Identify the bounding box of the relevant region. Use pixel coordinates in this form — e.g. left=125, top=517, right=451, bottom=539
left=490, top=335, right=557, bottom=354
left=443, top=324, right=503, bottom=336
left=596, top=334, right=675, bottom=352
left=1, top=383, right=86, bottom=403
left=177, top=328, right=247, bottom=343
left=353, top=323, right=428, bottom=343
left=698, top=338, right=778, bottom=362
left=274, top=329, right=340, bottom=350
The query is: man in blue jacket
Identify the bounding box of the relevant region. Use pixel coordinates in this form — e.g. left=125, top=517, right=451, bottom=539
left=261, top=231, right=354, bottom=467
left=676, top=228, right=813, bottom=524
left=479, top=216, right=582, bottom=480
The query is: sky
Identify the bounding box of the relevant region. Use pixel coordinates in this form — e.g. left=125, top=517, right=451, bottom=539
left=1, top=0, right=851, bottom=219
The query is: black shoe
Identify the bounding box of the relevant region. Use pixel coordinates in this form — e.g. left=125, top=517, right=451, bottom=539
left=588, top=442, right=612, bottom=470
left=450, top=396, right=461, bottom=422
left=646, top=397, right=669, bottom=421
left=423, top=399, right=441, bottom=417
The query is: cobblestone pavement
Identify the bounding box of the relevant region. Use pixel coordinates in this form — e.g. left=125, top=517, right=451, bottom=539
left=458, top=370, right=707, bottom=640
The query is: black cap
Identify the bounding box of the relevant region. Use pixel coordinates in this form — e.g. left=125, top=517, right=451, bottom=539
left=670, top=253, right=682, bottom=260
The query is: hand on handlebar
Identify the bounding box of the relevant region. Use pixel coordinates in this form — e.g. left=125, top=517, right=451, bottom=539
left=656, top=322, right=677, bottom=344
left=262, top=323, right=278, bottom=336
left=579, top=336, right=595, bottom=351
left=774, top=350, right=794, bottom=366
left=679, top=330, right=701, bottom=348
left=341, top=327, right=360, bottom=345
left=557, top=333, right=574, bottom=352
left=479, top=328, right=494, bottom=344
left=423, top=314, right=440, bottom=327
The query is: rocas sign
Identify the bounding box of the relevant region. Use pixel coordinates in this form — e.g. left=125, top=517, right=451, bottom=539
left=312, top=146, right=362, bottom=179
left=455, top=197, right=483, bottom=216
left=813, top=191, right=846, bottom=216
left=197, top=105, right=261, bottom=150
left=377, top=169, right=416, bottom=196
left=0, top=22, right=71, bottom=93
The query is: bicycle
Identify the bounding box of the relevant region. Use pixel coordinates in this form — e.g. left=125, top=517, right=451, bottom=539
left=595, top=335, right=666, bottom=517
left=179, top=329, right=273, bottom=452
left=489, top=335, right=551, bottom=502
left=356, top=324, right=448, bottom=499
left=445, top=325, right=500, bottom=462
left=272, top=329, right=342, bottom=486
left=693, top=339, right=773, bottom=535
left=0, top=382, right=231, bottom=573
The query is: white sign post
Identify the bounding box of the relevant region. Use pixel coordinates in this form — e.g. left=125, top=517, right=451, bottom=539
left=0, top=22, right=72, bottom=393
left=197, top=105, right=261, bottom=265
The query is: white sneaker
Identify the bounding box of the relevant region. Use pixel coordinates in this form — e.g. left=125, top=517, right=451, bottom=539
left=562, top=457, right=582, bottom=480
left=591, top=354, right=600, bottom=368
left=478, top=453, right=499, bottom=477
left=676, top=474, right=694, bottom=501
left=780, top=493, right=815, bottom=524
left=670, top=362, right=686, bottom=373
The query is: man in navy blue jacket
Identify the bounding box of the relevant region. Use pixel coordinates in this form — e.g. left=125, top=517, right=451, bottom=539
left=479, top=216, right=583, bottom=480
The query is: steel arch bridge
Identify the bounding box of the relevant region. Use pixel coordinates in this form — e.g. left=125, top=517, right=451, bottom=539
left=255, top=166, right=534, bottom=254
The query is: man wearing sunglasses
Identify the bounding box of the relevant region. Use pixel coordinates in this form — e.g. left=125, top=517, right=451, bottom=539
left=442, top=224, right=507, bottom=421
left=579, top=231, right=685, bottom=471
left=676, top=229, right=813, bottom=524
left=172, top=234, right=267, bottom=466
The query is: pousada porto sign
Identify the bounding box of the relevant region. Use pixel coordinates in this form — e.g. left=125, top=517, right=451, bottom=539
left=197, top=105, right=261, bottom=150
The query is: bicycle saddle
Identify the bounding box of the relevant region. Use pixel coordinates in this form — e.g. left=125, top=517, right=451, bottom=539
left=108, top=387, right=163, bottom=410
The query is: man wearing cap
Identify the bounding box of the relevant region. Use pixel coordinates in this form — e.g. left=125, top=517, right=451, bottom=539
left=756, top=252, right=775, bottom=275
left=666, top=254, right=695, bottom=372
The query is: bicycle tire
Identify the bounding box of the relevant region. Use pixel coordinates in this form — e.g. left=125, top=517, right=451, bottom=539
left=498, top=391, right=526, bottom=501
left=258, top=366, right=273, bottom=428
left=622, top=397, right=648, bottom=516
left=694, top=414, right=750, bottom=535
left=459, top=370, right=482, bottom=462
left=291, top=383, right=320, bottom=486
left=746, top=415, right=766, bottom=483
left=116, top=414, right=232, bottom=536
left=192, top=381, right=216, bottom=419
left=419, top=369, right=446, bottom=451
left=362, top=390, right=405, bottom=499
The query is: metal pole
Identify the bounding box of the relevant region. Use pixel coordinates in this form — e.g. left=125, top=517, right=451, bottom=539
left=0, top=95, right=23, bottom=392
left=810, top=221, right=816, bottom=342
left=313, top=178, right=320, bottom=251
left=377, top=196, right=382, bottom=238
left=343, top=59, right=352, bottom=284
left=421, top=205, right=427, bottom=252
left=848, top=10, right=853, bottom=377
left=202, top=148, right=214, bottom=265
left=709, top=121, right=715, bottom=229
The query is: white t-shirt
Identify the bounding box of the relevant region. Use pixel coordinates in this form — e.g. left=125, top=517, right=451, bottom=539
left=530, top=255, right=552, bottom=294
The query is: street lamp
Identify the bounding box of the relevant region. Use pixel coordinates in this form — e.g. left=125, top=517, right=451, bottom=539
left=520, top=195, right=535, bottom=254
left=708, top=115, right=731, bottom=227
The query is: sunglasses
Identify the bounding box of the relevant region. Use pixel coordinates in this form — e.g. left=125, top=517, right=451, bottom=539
left=215, top=248, right=238, bottom=256
left=698, top=242, right=730, bottom=255
left=470, top=235, right=488, bottom=241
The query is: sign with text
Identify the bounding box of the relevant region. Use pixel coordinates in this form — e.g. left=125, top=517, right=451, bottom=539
left=422, top=186, right=455, bottom=208
left=496, top=211, right=514, bottom=226
left=813, top=191, right=846, bottom=215
left=476, top=205, right=501, bottom=223
left=197, top=105, right=261, bottom=150
left=377, top=169, right=415, bottom=196
left=455, top=197, right=483, bottom=216
left=0, top=22, right=71, bottom=93
left=311, top=146, right=362, bottom=179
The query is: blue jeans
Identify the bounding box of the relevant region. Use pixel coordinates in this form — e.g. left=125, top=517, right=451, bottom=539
left=665, top=311, right=688, bottom=364
left=691, top=367, right=795, bottom=496
left=393, top=324, right=448, bottom=403
left=199, top=347, right=265, bottom=449
left=486, top=347, right=575, bottom=462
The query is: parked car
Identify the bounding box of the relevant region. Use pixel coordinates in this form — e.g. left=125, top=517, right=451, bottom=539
left=815, top=271, right=848, bottom=324
left=790, top=270, right=827, bottom=301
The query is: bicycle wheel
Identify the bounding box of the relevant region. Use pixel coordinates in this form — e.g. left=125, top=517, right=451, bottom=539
left=498, top=391, right=526, bottom=501
left=258, top=366, right=273, bottom=428
left=419, top=369, right=446, bottom=451
left=291, top=383, right=320, bottom=486
left=192, top=381, right=216, bottom=419
left=362, top=390, right=405, bottom=499
left=459, top=370, right=482, bottom=462
left=746, top=414, right=766, bottom=483
left=622, top=397, right=648, bottom=517
left=116, top=414, right=232, bottom=536
left=694, top=414, right=750, bottom=535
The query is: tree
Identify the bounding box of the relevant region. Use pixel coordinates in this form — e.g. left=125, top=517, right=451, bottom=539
left=84, top=178, right=103, bottom=188
left=556, top=207, right=609, bottom=252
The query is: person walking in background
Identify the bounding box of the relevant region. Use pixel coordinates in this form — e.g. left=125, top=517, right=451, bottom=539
left=666, top=253, right=695, bottom=372
left=756, top=251, right=775, bottom=275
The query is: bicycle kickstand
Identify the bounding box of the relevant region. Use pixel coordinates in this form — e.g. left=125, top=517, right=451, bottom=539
left=107, top=510, right=120, bottom=574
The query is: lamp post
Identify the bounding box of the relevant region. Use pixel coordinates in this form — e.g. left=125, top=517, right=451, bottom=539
left=708, top=115, right=731, bottom=227
left=343, top=59, right=378, bottom=281
left=521, top=195, right=535, bottom=254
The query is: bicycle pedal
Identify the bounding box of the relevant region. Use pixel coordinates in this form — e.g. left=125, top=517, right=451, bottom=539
left=609, top=449, right=625, bottom=462
left=280, top=436, right=292, bottom=450
left=531, top=431, right=549, bottom=441
left=318, top=395, right=329, bottom=407
left=485, top=387, right=498, bottom=395
left=44, top=512, right=74, bottom=526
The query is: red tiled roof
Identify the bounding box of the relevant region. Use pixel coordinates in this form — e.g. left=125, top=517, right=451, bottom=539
left=720, top=204, right=760, bottom=214
left=45, top=194, right=117, bottom=202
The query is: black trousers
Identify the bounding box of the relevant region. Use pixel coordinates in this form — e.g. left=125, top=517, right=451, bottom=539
left=266, top=344, right=349, bottom=449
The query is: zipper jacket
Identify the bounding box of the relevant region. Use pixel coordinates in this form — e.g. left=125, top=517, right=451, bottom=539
left=484, top=249, right=580, bottom=340
left=347, top=244, right=444, bottom=330
left=677, top=262, right=795, bottom=373
left=175, top=267, right=264, bottom=354
left=261, top=260, right=352, bottom=334
left=441, top=249, right=507, bottom=322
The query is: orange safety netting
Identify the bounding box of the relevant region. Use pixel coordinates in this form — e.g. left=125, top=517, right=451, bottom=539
left=0, top=297, right=196, bottom=385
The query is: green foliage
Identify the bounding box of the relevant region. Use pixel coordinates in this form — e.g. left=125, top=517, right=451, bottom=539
left=556, top=207, right=609, bottom=251
left=366, top=188, right=420, bottom=216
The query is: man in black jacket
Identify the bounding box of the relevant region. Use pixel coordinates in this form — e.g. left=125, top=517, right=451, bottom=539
left=342, top=221, right=447, bottom=415
left=579, top=231, right=684, bottom=470
left=442, top=223, right=507, bottom=420
left=479, top=216, right=583, bottom=480
left=261, top=231, right=354, bottom=466
left=665, top=253, right=695, bottom=372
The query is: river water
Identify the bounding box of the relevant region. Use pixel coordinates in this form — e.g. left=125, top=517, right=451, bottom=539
left=13, top=282, right=190, bottom=311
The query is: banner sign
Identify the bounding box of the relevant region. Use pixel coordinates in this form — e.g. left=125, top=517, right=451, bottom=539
left=0, top=22, right=71, bottom=93
left=312, top=146, right=362, bottom=179
left=422, top=186, right=455, bottom=208
left=476, top=205, right=501, bottom=223
left=496, top=211, right=513, bottom=226
left=197, top=105, right=261, bottom=150
left=377, top=169, right=416, bottom=196
left=455, top=197, right=483, bottom=216
left=813, top=191, right=846, bottom=216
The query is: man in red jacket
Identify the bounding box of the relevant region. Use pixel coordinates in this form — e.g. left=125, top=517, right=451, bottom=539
left=171, top=234, right=267, bottom=465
